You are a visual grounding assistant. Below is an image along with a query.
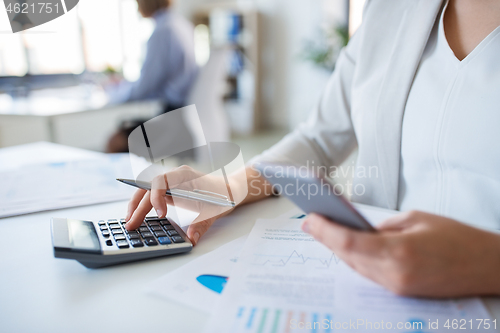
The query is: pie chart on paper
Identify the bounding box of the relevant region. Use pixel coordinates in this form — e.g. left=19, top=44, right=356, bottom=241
left=196, top=274, right=229, bottom=294
left=4, top=0, right=80, bottom=33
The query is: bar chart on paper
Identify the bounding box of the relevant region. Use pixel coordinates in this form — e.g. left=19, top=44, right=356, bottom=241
left=229, top=306, right=334, bottom=333
left=203, top=219, right=341, bottom=333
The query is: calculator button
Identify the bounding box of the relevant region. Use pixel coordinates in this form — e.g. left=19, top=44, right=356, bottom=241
left=139, top=227, right=150, bottom=233
left=126, top=229, right=138, bottom=234
left=171, top=236, right=185, bottom=243
left=114, top=235, right=126, bottom=241
left=154, top=231, right=167, bottom=237
left=159, top=220, right=171, bottom=226
left=100, top=225, right=108, bottom=230
left=112, top=229, right=123, bottom=235
left=163, top=225, right=175, bottom=231
left=130, top=239, right=143, bottom=247
left=157, top=237, right=172, bottom=245
left=148, top=221, right=160, bottom=226
left=110, top=224, right=121, bottom=230
left=102, top=231, right=110, bottom=238
left=150, top=225, right=162, bottom=231
left=144, top=238, right=158, bottom=246
left=140, top=223, right=147, bottom=227
left=127, top=233, right=140, bottom=239
left=98, top=221, right=107, bottom=226
left=106, top=239, right=113, bottom=246
left=108, top=219, right=117, bottom=222
left=116, top=240, right=129, bottom=248
left=141, top=232, right=154, bottom=238
left=167, top=230, right=179, bottom=237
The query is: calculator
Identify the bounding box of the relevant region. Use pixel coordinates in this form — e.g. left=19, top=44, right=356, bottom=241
left=51, top=216, right=192, bottom=268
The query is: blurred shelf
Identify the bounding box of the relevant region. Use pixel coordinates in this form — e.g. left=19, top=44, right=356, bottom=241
left=192, top=2, right=261, bottom=136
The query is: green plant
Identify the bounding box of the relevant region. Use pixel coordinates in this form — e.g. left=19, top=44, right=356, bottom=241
left=299, top=25, right=349, bottom=72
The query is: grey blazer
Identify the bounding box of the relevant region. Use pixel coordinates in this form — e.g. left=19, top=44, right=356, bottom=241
left=252, top=0, right=445, bottom=210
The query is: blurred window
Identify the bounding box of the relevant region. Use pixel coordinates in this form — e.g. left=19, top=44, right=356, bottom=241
left=349, top=0, right=366, bottom=36
left=0, top=0, right=153, bottom=80
left=22, top=9, right=84, bottom=75
left=0, top=34, right=28, bottom=76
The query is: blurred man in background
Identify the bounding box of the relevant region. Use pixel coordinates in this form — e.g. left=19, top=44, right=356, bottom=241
left=107, top=0, right=198, bottom=153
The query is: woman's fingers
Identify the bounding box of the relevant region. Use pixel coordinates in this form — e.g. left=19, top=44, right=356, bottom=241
left=302, top=213, right=385, bottom=256
left=150, top=174, right=168, bottom=218
left=302, top=213, right=396, bottom=288
left=376, top=210, right=421, bottom=231
left=126, top=191, right=153, bottom=230
left=124, top=166, right=221, bottom=240
left=186, top=218, right=216, bottom=246
left=126, top=189, right=147, bottom=221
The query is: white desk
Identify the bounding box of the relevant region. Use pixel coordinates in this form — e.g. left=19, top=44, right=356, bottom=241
left=0, top=87, right=162, bottom=151
left=0, top=195, right=295, bottom=332
left=2, top=199, right=500, bottom=332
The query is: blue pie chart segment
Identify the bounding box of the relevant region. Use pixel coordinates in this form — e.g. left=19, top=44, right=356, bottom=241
left=196, top=275, right=229, bottom=294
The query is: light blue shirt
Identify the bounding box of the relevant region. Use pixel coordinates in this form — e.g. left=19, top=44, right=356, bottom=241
left=111, top=9, right=198, bottom=106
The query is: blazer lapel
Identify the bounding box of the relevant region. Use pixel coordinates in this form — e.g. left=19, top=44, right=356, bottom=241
left=375, top=0, right=444, bottom=209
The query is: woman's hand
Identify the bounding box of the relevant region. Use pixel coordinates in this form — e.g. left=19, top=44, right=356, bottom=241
left=124, top=165, right=240, bottom=245
left=302, top=211, right=500, bottom=297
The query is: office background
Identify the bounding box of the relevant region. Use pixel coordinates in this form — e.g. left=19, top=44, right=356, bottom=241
left=3, top=3, right=500, bottom=332
left=0, top=0, right=366, bottom=159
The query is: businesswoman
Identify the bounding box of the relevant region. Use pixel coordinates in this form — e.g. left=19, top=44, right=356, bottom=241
left=125, top=0, right=500, bottom=298
left=107, top=0, right=198, bottom=152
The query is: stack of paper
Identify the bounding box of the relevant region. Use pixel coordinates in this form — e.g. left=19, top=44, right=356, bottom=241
left=0, top=142, right=148, bottom=218
left=151, top=206, right=493, bottom=333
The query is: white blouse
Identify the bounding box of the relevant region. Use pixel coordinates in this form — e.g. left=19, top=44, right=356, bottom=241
left=398, top=3, right=500, bottom=228
left=250, top=0, right=500, bottom=229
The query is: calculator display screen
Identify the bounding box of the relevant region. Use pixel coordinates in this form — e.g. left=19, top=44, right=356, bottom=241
left=67, top=219, right=100, bottom=251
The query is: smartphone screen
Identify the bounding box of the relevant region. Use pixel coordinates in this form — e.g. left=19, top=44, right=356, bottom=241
left=256, top=163, right=375, bottom=231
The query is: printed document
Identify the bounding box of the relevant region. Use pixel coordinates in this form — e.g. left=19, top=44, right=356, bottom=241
left=204, top=217, right=492, bottom=333
left=0, top=153, right=140, bottom=218
left=149, top=236, right=246, bottom=313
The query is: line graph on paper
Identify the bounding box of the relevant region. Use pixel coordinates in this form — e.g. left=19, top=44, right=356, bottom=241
left=252, top=250, right=340, bottom=269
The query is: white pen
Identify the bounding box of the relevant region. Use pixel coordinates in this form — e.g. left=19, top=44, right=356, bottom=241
left=116, top=178, right=235, bottom=207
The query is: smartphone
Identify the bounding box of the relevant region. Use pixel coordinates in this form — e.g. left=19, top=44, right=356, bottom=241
left=255, top=163, right=375, bottom=231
